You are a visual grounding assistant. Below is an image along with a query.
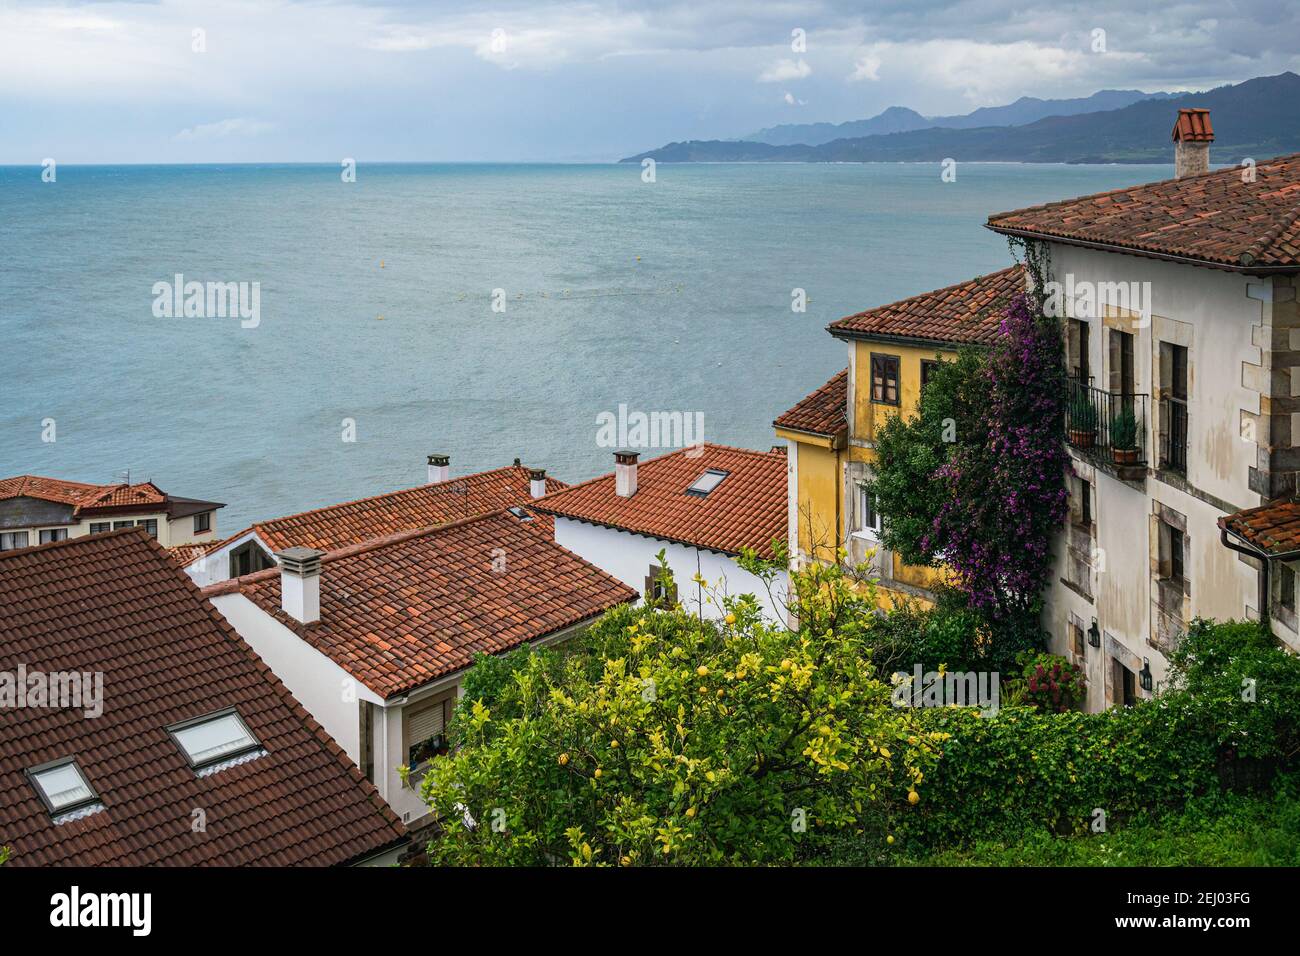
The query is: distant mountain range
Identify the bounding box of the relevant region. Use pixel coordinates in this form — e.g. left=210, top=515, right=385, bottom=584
left=622, top=73, right=1300, bottom=165
left=744, top=90, right=1177, bottom=146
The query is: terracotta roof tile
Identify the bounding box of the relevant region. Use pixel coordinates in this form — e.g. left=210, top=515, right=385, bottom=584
left=987, top=153, right=1300, bottom=271
left=827, top=267, right=1026, bottom=345
left=203, top=464, right=563, bottom=558
left=1172, top=108, right=1214, bottom=143
left=0, top=530, right=406, bottom=866
left=1219, top=499, right=1300, bottom=556
left=774, top=369, right=848, bottom=438
left=533, top=444, right=788, bottom=558
left=207, top=511, right=636, bottom=700
left=0, top=474, right=222, bottom=519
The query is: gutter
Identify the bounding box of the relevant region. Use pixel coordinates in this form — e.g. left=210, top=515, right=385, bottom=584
left=1217, top=526, right=1300, bottom=624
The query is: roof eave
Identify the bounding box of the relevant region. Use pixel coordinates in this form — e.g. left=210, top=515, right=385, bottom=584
left=826, top=326, right=984, bottom=350
left=985, top=223, right=1300, bottom=276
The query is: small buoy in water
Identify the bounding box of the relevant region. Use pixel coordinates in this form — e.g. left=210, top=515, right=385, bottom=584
left=380, top=260, right=385, bottom=268
left=377, top=314, right=385, bottom=321
left=635, top=256, right=641, bottom=261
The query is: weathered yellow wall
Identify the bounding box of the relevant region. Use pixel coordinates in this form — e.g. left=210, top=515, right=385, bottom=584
left=850, top=340, right=952, bottom=463
left=795, top=439, right=842, bottom=562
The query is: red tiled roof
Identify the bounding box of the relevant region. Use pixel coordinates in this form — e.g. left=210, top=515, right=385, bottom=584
left=827, top=267, right=1026, bottom=345
left=987, top=153, right=1300, bottom=271
left=0, top=530, right=406, bottom=866
left=1219, top=499, right=1300, bottom=556
left=774, top=369, right=848, bottom=438
left=532, top=444, right=788, bottom=559
left=0, top=475, right=100, bottom=508
left=0, top=474, right=221, bottom=518
left=205, top=511, right=637, bottom=700
left=204, top=464, right=565, bottom=558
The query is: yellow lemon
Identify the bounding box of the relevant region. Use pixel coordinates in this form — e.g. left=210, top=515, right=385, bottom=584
left=686, top=806, right=696, bottom=818
left=558, top=753, right=569, bottom=766
left=907, top=790, right=919, bottom=805
left=696, top=665, right=709, bottom=677
left=724, top=613, right=736, bottom=625
left=594, top=768, right=603, bottom=779
left=886, top=835, right=895, bottom=845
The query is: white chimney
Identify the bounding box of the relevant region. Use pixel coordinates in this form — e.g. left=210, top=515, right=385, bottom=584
left=528, top=468, right=547, bottom=498
left=1172, top=108, right=1213, bottom=179
left=614, top=451, right=639, bottom=498
left=427, top=454, right=450, bottom=484
left=277, top=546, right=323, bottom=625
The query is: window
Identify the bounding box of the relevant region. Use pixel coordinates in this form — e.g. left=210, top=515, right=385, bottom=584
left=870, top=354, right=900, bottom=405
left=1280, top=564, right=1296, bottom=614
left=0, top=531, right=30, bottom=551
left=856, top=484, right=881, bottom=537
left=359, top=701, right=375, bottom=782
left=1075, top=476, right=1092, bottom=527
left=193, top=512, right=211, bottom=534
left=405, top=696, right=453, bottom=769
left=1068, top=319, right=1091, bottom=382
left=1070, top=621, right=1086, bottom=658
left=88, top=522, right=111, bottom=534
left=140, top=519, right=158, bottom=538
left=28, top=758, right=99, bottom=816
left=169, top=709, right=260, bottom=769
left=507, top=506, right=534, bottom=520
left=230, top=540, right=275, bottom=578
left=1109, top=329, right=1134, bottom=397
left=920, top=359, right=941, bottom=391
left=39, top=529, right=68, bottom=544
left=1160, top=342, right=1189, bottom=473
left=644, top=564, right=678, bottom=606
left=686, top=469, right=729, bottom=496
left=1168, top=526, right=1185, bottom=583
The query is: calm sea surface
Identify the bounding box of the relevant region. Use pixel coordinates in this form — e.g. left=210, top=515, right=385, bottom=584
left=0, top=162, right=1169, bottom=531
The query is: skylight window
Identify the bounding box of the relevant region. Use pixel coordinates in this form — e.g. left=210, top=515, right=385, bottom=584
left=507, top=506, right=534, bottom=521
left=686, top=469, right=729, bottom=497
left=169, top=709, right=260, bottom=769
left=28, top=759, right=99, bottom=815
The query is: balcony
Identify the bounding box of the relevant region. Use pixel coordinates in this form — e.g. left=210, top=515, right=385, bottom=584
left=1065, top=379, right=1149, bottom=479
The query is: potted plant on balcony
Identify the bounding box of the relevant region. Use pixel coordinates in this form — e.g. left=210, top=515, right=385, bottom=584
left=1110, top=408, right=1140, bottom=465
left=1067, top=394, right=1098, bottom=447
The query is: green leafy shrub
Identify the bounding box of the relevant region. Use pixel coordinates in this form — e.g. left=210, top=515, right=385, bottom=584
left=1109, top=407, right=1138, bottom=450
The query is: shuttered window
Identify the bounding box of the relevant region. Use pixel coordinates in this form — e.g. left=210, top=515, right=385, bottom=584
left=870, top=354, right=900, bottom=405
left=405, top=695, right=453, bottom=767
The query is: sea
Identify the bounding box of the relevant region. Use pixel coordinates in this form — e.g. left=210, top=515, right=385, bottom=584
left=0, top=162, right=1170, bottom=531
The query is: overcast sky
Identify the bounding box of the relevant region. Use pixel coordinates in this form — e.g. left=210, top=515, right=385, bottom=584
left=3, top=0, right=1299, bottom=163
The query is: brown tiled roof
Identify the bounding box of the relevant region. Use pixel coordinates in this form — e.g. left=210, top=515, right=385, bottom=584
left=0, top=530, right=406, bottom=866
left=1219, top=499, right=1300, bottom=556
left=205, top=511, right=637, bottom=700
left=0, top=475, right=222, bottom=518
left=0, top=475, right=100, bottom=508
left=774, top=369, right=848, bottom=438
left=987, top=153, right=1300, bottom=271
left=203, top=463, right=565, bottom=558
left=827, top=267, right=1026, bottom=346
left=532, top=444, right=788, bottom=559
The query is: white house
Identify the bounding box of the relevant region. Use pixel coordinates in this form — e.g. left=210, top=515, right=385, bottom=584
left=532, top=444, right=791, bottom=623
left=0, top=474, right=223, bottom=558
left=202, top=509, right=636, bottom=829
left=986, top=108, right=1300, bottom=709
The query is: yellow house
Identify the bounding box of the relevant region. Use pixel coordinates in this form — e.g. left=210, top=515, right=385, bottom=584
left=774, top=266, right=1026, bottom=608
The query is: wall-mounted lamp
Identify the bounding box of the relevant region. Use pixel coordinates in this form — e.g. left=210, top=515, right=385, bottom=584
left=1087, top=619, right=1101, bottom=648
left=1139, top=658, right=1153, bottom=692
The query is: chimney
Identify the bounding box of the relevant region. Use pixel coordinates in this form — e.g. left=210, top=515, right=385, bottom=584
left=614, top=451, right=639, bottom=498
left=1172, top=108, right=1213, bottom=179
left=427, top=454, right=450, bottom=484
left=528, top=468, right=547, bottom=498
left=277, top=546, right=323, bottom=625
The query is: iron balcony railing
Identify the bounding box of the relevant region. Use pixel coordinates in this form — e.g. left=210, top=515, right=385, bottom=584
left=1065, top=379, right=1150, bottom=467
